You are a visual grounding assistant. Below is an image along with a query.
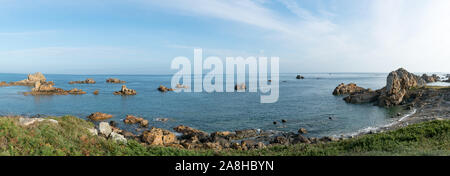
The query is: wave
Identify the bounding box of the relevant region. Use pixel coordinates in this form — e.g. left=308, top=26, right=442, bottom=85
left=337, top=108, right=417, bottom=138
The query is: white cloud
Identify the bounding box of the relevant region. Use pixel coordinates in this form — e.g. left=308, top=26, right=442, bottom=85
left=144, top=0, right=450, bottom=72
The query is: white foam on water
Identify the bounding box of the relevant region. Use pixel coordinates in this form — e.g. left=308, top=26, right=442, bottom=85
left=337, top=108, right=417, bottom=138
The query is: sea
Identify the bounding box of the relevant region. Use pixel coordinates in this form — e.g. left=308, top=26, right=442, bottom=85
left=0, top=73, right=448, bottom=137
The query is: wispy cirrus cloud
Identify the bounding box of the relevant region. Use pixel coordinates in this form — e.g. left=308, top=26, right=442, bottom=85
left=144, top=0, right=450, bottom=72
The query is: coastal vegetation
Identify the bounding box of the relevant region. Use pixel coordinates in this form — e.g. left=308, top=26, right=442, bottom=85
left=0, top=115, right=448, bottom=156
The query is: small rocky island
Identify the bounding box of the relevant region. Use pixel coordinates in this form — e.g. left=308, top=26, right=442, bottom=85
left=106, top=78, right=126, bottom=84
left=0, top=72, right=47, bottom=87
left=25, top=81, right=87, bottom=95
left=69, top=78, right=96, bottom=84
left=114, top=85, right=137, bottom=95
left=0, top=69, right=448, bottom=154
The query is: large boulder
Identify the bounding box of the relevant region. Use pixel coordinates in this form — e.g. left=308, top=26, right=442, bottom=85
left=87, top=112, right=113, bottom=121
left=99, top=122, right=112, bottom=137
left=110, top=132, right=127, bottom=143
left=114, top=85, right=137, bottom=95
left=141, top=127, right=178, bottom=146
left=333, top=83, right=366, bottom=95
left=378, top=68, right=426, bottom=107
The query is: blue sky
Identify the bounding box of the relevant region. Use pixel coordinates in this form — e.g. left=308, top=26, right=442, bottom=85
left=1, top=0, right=449, bottom=74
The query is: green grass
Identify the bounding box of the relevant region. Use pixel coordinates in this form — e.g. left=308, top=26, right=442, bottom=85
left=0, top=116, right=449, bottom=156
left=0, top=116, right=214, bottom=156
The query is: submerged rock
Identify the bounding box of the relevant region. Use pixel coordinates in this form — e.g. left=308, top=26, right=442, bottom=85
left=114, top=85, right=137, bottom=95
left=69, top=78, right=96, bottom=84
left=175, top=84, right=189, bottom=89
left=154, top=118, right=169, bottom=122
left=106, top=78, right=126, bottom=84
left=296, top=75, right=305, bottom=79
left=87, top=112, right=113, bottom=121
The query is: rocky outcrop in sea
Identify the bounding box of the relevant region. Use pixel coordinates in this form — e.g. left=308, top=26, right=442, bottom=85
left=114, top=85, right=137, bottom=95
left=157, top=85, right=173, bottom=92
left=106, top=78, right=126, bottom=84
left=0, top=72, right=46, bottom=87
left=69, top=78, right=96, bottom=84
left=24, top=81, right=87, bottom=96
left=332, top=83, right=367, bottom=95
left=335, top=68, right=433, bottom=107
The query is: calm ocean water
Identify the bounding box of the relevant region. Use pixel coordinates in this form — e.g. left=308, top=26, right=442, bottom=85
left=0, top=73, right=408, bottom=137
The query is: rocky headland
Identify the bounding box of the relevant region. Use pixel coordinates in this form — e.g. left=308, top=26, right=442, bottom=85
left=334, top=68, right=442, bottom=107
left=333, top=68, right=449, bottom=135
